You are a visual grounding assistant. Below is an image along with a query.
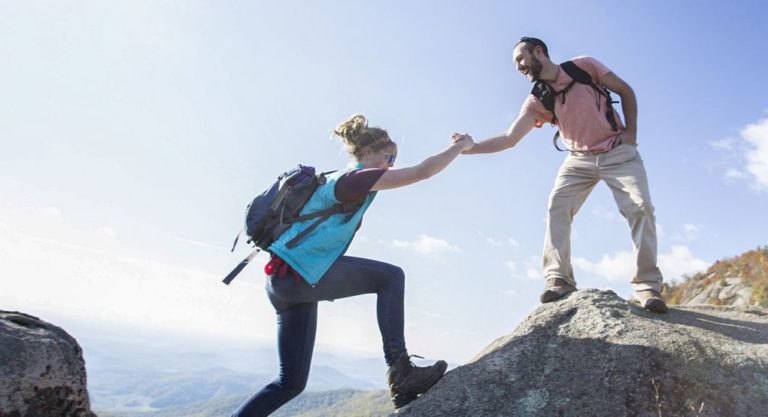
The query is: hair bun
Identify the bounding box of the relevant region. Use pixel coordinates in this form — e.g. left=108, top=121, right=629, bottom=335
left=333, top=114, right=368, bottom=143
left=332, top=114, right=391, bottom=158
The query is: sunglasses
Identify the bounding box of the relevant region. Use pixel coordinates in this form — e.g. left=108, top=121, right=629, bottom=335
left=381, top=151, right=397, bottom=165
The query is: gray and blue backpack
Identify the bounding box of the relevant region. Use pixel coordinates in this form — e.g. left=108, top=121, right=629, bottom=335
left=223, top=165, right=360, bottom=285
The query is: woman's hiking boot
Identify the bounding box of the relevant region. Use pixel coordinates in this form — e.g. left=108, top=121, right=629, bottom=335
left=386, top=354, right=447, bottom=409
left=540, top=278, right=577, bottom=303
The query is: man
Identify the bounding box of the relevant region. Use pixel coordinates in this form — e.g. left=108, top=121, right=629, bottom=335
left=459, top=37, right=667, bottom=313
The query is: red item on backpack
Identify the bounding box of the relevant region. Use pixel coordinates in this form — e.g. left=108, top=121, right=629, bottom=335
left=265, top=254, right=303, bottom=282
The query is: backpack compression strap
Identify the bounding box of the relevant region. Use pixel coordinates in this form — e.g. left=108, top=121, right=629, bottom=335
left=284, top=202, right=362, bottom=249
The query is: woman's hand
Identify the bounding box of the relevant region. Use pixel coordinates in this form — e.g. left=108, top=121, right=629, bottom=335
left=451, top=133, right=475, bottom=152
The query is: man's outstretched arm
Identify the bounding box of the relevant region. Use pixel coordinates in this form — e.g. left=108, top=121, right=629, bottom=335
left=461, top=112, right=538, bottom=154
left=601, top=71, right=638, bottom=145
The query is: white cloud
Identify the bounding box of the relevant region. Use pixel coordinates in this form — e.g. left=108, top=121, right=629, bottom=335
left=742, top=118, right=768, bottom=190
left=574, top=245, right=708, bottom=282
left=485, top=237, right=506, bottom=246
left=504, top=256, right=540, bottom=281
left=392, top=234, right=460, bottom=255
left=658, top=245, right=709, bottom=280
left=725, top=168, right=748, bottom=180
left=478, top=231, right=519, bottom=248
left=683, top=224, right=699, bottom=240
left=672, top=224, right=700, bottom=242
left=524, top=255, right=541, bottom=281
left=592, top=205, right=617, bottom=220
left=709, top=138, right=736, bottom=150
left=574, top=250, right=636, bottom=282
left=526, top=267, right=540, bottom=280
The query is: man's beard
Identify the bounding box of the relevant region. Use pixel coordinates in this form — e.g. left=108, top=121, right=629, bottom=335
left=529, top=55, right=543, bottom=81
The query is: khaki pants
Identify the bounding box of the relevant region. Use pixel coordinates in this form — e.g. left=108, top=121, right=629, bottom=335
left=542, top=144, right=664, bottom=292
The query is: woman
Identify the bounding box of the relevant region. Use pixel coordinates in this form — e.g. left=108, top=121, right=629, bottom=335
left=232, top=114, right=474, bottom=416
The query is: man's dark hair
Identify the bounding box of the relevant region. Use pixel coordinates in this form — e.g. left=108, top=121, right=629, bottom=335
left=516, top=37, right=549, bottom=58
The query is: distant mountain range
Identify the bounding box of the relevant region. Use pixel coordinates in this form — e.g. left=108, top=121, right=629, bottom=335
left=96, top=389, right=393, bottom=417
left=82, top=332, right=391, bottom=416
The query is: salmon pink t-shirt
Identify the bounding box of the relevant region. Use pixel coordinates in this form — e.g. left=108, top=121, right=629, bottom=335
left=520, top=56, right=625, bottom=153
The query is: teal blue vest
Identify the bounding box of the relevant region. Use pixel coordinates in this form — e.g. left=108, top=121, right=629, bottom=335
left=268, top=166, right=377, bottom=285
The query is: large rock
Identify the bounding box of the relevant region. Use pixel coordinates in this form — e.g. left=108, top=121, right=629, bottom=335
left=0, top=311, right=96, bottom=417
left=399, top=289, right=768, bottom=417
left=679, top=276, right=754, bottom=307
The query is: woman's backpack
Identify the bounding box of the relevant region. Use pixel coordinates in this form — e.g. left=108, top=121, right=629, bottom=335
left=223, top=165, right=360, bottom=285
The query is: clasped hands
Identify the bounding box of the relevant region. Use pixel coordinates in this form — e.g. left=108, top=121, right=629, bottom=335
left=451, top=132, right=475, bottom=152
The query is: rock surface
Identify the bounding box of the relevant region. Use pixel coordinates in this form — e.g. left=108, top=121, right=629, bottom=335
left=677, top=275, right=754, bottom=307
left=399, top=289, right=768, bottom=417
left=0, top=310, right=96, bottom=417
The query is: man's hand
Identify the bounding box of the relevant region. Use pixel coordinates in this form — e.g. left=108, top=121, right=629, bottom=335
left=452, top=133, right=476, bottom=151
left=617, top=130, right=637, bottom=146
left=451, top=132, right=475, bottom=152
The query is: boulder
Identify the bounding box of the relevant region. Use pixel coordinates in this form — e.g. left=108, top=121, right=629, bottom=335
left=399, top=289, right=768, bottom=417
left=0, top=311, right=96, bottom=417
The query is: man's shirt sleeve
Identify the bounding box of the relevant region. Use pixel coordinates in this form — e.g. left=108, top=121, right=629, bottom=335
left=571, top=56, right=613, bottom=86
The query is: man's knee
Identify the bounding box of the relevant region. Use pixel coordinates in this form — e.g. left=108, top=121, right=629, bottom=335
left=547, top=196, right=577, bottom=221
left=620, top=201, right=655, bottom=220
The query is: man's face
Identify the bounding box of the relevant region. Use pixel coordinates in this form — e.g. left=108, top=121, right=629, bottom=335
left=513, top=44, right=543, bottom=82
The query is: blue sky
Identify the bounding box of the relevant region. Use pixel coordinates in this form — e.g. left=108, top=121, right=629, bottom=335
left=2, top=0, right=768, bottom=365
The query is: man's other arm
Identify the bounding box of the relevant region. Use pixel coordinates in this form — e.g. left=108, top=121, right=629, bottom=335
left=601, top=71, right=638, bottom=145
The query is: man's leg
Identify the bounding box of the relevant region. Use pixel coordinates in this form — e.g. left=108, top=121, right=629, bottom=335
left=599, top=145, right=666, bottom=312
left=542, top=154, right=600, bottom=300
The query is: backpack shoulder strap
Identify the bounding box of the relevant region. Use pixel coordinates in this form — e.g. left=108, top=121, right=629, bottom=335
left=560, top=60, right=592, bottom=85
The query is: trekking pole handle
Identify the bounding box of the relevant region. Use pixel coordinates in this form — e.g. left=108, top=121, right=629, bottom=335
left=222, top=248, right=261, bottom=285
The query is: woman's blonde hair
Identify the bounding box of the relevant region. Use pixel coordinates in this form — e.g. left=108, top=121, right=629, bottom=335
left=333, top=114, right=394, bottom=159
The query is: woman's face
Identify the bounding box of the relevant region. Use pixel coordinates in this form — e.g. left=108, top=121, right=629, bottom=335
left=361, top=142, right=397, bottom=170
left=372, top=144, right=397, bottom=170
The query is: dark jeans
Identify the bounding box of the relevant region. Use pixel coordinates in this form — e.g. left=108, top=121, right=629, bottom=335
left=231, top=256, right=407, bottom=417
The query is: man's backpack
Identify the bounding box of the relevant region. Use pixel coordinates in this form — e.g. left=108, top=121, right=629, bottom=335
left=531, top=60, right=619, bottom=151
left=223, top=165, right=361, bottom=285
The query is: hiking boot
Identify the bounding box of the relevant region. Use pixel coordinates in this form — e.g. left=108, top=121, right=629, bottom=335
left=386, top=354, right=447, bottom=409
left=631, top=289, right=668, bottom=313
left=540, top=278, right=577, bottom=303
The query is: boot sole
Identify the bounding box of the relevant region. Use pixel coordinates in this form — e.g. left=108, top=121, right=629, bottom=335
left=628, top=298, right=669, bottom=314
left=540, top=287, right=576, bottom=303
